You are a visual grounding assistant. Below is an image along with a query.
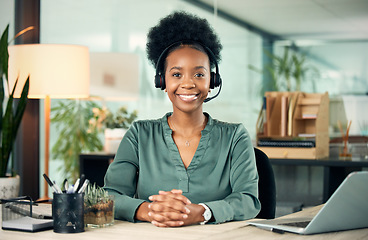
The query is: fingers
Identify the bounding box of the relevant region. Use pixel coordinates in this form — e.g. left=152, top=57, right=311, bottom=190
left=149, top=198, right=190, bottom=214
left=148, top=200, right=190, bottom=216
left=151, top=190, right=191, bottom=205
left=169, top=189, right=183, bottom=194
left=148, top=202, right=188, bottom=227
left=151, top=220, right=184, bottom=227
left=148, top=206, right=188, bottom=221
left=148, top=189, right=192, bottom=228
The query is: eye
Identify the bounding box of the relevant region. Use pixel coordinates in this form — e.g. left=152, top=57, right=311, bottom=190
left=194, top=73, right=205, bottom=78
left=172, top=72, right=181, bottom=78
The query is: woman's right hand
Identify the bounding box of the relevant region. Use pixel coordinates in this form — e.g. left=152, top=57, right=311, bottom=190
left=147, top=189, right=191, bottom=227
left=136, top=189, right=205, bottom=227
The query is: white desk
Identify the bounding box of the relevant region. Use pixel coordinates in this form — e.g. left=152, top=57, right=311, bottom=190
left=1, top=205, right=367, bottom=240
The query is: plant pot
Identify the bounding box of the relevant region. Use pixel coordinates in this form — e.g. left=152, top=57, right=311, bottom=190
left=0, top=175, right=20, bottom=199
left=84, top=195, right=114, bottom=228
left=104, top=128, right=127, bottom=154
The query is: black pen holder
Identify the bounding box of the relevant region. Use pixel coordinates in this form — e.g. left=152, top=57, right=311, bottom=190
left=52, top=193, right=84, bottom=233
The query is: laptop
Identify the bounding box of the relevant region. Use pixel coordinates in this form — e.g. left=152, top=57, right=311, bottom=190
left=248, top=171, right=368, bottom=234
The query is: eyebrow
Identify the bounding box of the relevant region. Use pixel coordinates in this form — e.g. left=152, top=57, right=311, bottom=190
left=169, top=66, right=208, bottom=72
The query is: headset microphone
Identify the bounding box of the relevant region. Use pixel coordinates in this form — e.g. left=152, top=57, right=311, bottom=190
left=204, top=80, right=222, bottom=103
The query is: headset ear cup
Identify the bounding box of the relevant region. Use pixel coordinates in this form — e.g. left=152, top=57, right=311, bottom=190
left=161, top=75, right=166, bottom=90
left=210, top=72, right=215, bottom=89
left=215, top=73, right=222, bottom=88
left=210, top=72, right=221, bottom=89
left=155, top=74, right=166, bottom=90
left=155, top=74, right=161, bottom=88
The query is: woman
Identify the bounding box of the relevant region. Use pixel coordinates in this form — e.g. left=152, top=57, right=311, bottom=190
left=104, top=11, right=260, bottom=227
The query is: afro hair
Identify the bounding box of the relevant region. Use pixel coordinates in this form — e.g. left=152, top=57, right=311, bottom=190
left=146, top=11, right=222, bottom=69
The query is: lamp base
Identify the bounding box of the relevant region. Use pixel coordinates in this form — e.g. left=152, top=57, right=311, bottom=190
left=37, top=195, right=52, bottom=203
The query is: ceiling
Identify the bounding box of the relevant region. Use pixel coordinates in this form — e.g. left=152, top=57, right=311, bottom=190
left=194, top=0, right=368, bottom=42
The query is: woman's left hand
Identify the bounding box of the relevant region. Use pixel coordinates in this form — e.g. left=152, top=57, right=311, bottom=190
left=148, top=189, right=204, bottom=227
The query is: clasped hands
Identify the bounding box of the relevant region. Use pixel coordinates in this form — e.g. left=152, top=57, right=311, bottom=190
left=137, top=189, right=204, bottom=227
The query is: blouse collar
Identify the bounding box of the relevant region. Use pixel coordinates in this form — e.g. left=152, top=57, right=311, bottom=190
left=161, top=112, right=213, bottom=135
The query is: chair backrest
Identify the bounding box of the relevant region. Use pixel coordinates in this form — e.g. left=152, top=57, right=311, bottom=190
left=254, top=147, right=276, bottom=219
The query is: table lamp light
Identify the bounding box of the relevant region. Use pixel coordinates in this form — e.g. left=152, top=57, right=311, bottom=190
left=7, top=44, right=90, bottom=200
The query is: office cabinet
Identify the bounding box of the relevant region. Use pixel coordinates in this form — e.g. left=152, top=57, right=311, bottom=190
left=79, top=153, right=114, bottom=187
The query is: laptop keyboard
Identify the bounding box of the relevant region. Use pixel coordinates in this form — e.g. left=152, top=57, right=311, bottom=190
left=280, top=221, right=310, bottom=228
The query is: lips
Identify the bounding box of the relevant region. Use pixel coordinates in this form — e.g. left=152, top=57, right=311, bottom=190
left=177, top=94, right=199, bottom=102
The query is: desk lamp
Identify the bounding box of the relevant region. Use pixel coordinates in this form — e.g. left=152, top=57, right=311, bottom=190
left=7, top=44, right=89, bottom=200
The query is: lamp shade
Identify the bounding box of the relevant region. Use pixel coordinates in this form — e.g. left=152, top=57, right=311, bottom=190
left=7, top=44, right=90, bottom=99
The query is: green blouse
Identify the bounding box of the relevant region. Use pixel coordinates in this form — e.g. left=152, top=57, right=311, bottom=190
left=104, top=113, right=261, bottom=224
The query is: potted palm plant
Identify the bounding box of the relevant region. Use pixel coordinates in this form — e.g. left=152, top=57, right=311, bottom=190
left=0, top=25, right=30, bottom=198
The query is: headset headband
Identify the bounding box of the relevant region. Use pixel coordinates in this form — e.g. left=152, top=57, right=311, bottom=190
left=155, top=41, right=218, bottom=77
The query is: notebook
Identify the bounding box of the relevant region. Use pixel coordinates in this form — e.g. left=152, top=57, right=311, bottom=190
left=5, top=203, right=52, bottom=219
left=2, top=216, right=53, bottom=232
left=248, top=171, right=368, bottom=235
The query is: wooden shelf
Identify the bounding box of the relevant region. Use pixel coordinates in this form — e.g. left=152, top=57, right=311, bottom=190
left=256, top=91, right=329, bottom=159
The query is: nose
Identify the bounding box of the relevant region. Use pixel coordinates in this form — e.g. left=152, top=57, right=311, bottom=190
left=181, top=74, right=195, bottom=88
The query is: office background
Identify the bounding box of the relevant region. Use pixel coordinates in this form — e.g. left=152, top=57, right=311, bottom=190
left=1, top=0, right=367, bottom=207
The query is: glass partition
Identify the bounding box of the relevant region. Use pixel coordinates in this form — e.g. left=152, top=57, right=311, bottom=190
left=0, top=0, right=15, bottom=39
left=40, top=0, right=263, bottom=192
left=41, top=0, right=263, bottom=131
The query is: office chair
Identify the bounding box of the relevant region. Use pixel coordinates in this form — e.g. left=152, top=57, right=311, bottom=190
left=254, top=147, right=276, bottom=219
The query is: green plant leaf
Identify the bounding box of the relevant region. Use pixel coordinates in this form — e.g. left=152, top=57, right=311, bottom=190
left=0, top=74, right=4, bottom=139
left=0, top=25, right=9, bottom=145
left=0, top=24, right=9, bottom=80
left=0, top=25, right=31, bottom=177
left=1, top=75, right=29, bottom=176
left=1, top=89, right=14, bottom=175
left=13, top=76, right=29, bottom=138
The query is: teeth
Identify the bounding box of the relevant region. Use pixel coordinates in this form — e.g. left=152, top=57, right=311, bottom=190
left=179, top=95, right=198, bottom=101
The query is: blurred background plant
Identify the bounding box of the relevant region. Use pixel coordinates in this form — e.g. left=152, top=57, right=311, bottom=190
left=89, top=106, right=138, bottom=131
left=249, top=46, right=320, bottom=95
left=51, top=101, right=138, bottom=182
left=51, top=99, right=103, bottom=182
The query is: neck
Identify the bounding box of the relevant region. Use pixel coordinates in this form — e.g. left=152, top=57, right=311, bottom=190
left=169, top=111, right=207, bottom=137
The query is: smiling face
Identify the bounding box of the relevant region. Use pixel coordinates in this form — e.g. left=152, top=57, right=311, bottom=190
left=164, top=46, right=211, bottom=114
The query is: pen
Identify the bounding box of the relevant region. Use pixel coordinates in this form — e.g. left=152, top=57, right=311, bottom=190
left=67, top=185, right=74, bottom=194
left=77, top=174, right=85, bottom=192
left=63, top=178, right=69, bottom=192
left=43, top=173, right=62, bottom=193
left=53, top=180, right=63, bottom=194
left=256, top=225, right=284, bottom=234
left=78, top=179, right=89, bottom=193
left=72, top=178, right=80, bottom=193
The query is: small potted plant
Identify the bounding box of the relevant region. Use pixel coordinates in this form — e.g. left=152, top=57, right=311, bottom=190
left=90, top=106, right=138, bottom=153
left=84, top=183, right=115, bottom=228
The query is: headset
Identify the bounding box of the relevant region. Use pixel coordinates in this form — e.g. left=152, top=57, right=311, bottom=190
left=154, top=40, right=222, bottom=103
